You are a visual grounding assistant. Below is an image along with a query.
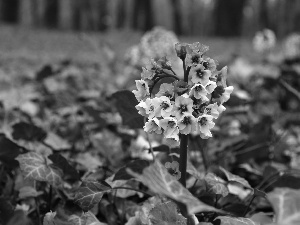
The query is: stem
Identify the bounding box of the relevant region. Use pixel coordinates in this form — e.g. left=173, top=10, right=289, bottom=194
left=197, top=138, right=208, bottom=171
left=48, top=185, right=52, bottom=212
left=179, top=134, right=188, bottom=187
left=112, top=187, right=152, bottom=197
left=243, top=195, right=256, bottom=217
left=144, top=117, right=155, bottom=162
left=35, top=198, right=41, bottom=225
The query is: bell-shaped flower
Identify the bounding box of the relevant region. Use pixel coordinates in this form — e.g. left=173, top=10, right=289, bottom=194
left=185, top=51, right=202, bottom=67
left=205, top=81, right=217, bottom=94
left=159, top=117, right=179, bottom=138
left=189, top=84, right=209, bottom=102
left=220, top=86, right=234, bottom=104
left=156, top=83, right=174, bottom=99
left=144, top=98, right=158, bottom=119
left=178, top=113, right=197, bottom=135
left=135, top=100, right=147, bottom=117
left=191, top=64, right=212, bottom=85
left=174, top=96, right=193, bottom=119
left=141, top=67, right=155, bottom=81
left=144, top=118, right=162, bottom=134
left=132, top=80, right=150, bottom=102
left=202, top=57, right=217, bottom=72
left=154, top=96, right=173, bottom=118
left=204, top=103, right=220, bottom=119
left=196, top=114, right=215, bottom=137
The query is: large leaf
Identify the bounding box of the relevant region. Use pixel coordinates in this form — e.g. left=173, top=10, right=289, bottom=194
left=111, top=90, right=144, bottom=129
left=0, top=134, right=23, bottom=167
left=48, top=153, right=80, bottom=182
left=149, top=201, right=187, bottom=225
left=220, top=167, right=252, bottom=189
left=216, top=216, right=260, bottom=225
left=268, top=188, right=300, bottom=225
left=205, top=173, right=229, bottom=197
left=16, top=152, right=62, bottom=187
left=74, top=180, right=112, bottom=211
left=113, top=159, right=150, bottom=181
left=12, top=122, right=47, bottom=142
left=127, top=160, right=220, bottom=215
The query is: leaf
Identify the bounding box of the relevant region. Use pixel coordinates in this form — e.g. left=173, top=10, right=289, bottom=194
left=18, top=186, right=43, bottom=199
left=152, top=145, right=170, bottom=153
left=16, top=152, right=62, bottom=187
left=48, top=153, right=80, bottom=182
left=111, top=90, right=144, bottom=129
left=219, top=167, right=252, bottom=189
left=149, top=201, right=187, bottom=225
left=12, top=122, right=47, bottom=142
left=74, top=180, right=111, bottom=211
left=68, top=211, right=107, bottom=225
left=127, top=160, right=220, bottom=215
left=113, top=159, right=150, bottom=181
left=0, top=134, right=23, bottom=167
left=0, top=197, right=14, bottom=224
left=215, top=216, right=260, bottom=225
left=268, top=188, right=300, bottom=225
left=6, top=210, right=32, bottom=225
left=205, top=173, right=229, bottom=197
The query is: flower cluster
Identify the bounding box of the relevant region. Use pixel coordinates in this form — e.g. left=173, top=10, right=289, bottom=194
left=133, top=42, right=233, bottom=146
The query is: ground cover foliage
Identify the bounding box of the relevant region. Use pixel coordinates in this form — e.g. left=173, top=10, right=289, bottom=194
left=0, top=27, right=300, bottom=225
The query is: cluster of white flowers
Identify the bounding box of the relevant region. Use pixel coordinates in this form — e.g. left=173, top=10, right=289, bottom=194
left=133, top=42, right=233, bottom=147
left=253, top=29, right=276, bottom=53
left=284, top=33, right=300, bottom=59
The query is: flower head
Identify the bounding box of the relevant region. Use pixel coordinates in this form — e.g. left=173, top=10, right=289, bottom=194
left=204, top=103, right=220, bottom=119
left=178, top=113, right=197, bottom=135
left=196, top=115, right=215, bottom=137
left=159, top=117, right=179, bottom=138
left=191, top=64, right=212, bottom=85
left=174, top=96, right=193, bottom=119
left=144, top=118, right=162, bottom=134
left=155, top=96, right=173, bottom=118
left=186, top=51, right=202, bottom=67
left=132, top=80, right=150, bottom=102
left=189, top=84, right=209, bottom=101
left=220, top=86, right=234, bottom=104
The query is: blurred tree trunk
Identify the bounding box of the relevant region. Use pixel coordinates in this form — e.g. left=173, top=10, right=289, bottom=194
left=44, top=0, right=59, bottom=28
left=72, top=0, right=82, bottom=30
left=132, top=0, right=153, bottom=31
left=170, top=0, right=182, bottom=35
left=259, top=0, right=269, bottom=29
left=98, top=0, right=108, bottom=31
left=214, top=0, right=247, bottom=36
left=0, top=0, right=19, bottom=23
left=116, top=0, right=126, bottom=28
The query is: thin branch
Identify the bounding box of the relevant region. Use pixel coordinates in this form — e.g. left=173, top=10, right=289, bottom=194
left=279, top=79, right=300, bottom=102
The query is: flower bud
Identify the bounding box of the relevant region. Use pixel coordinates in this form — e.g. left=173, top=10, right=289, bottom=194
left=175, top=43, right=189, bottom=60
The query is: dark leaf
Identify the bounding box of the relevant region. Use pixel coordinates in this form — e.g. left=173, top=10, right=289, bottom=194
left=0, top=197, right=14, bottom=224
left=6, top=210, right=32, bottom=225
left=74, top=180, right=111, bottom=211
left=0, top=134, right=23, bottom=167
left=82, top=105, right=107, bottom=130
left=219, top=167, right=252, bottom=188
left=111, top=90, right=144, bottom=129
left=152, top=144, right=170, bottom=153
left=12, top=122, right=47, bottom=142
left=48, top=153, right=80, bottom=182
left=205, top=173, right=229, bottom=197
left=215, top=216, right=260, bottom=225
left=113, top=159, right=150, bottom=181
left=36, top=64, right=55, bottom=81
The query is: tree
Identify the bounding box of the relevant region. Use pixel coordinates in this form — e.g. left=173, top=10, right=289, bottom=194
left=0, top=0, right=19, bottom=23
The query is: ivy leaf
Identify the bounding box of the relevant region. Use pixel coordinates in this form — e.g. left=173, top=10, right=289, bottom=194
left=18, top=186, right=43, bottom=199
left=0, top=134, right=23, bottom=167
left=127, top=160, right=220, bottom=215
left=16, top=152, right=62, bottom=187
left=12, top=122, right=47, bottom=142
left=268, top=188, right=300, bottom=225
left=111, top=90, right=144, bottom=129
left=149, top=201, right=187, bottom=225
left=48, top=153, right=80, bottom=182
left=220, top=167, right=252, bottom=188
left=68, top=211, right=107, bottom=225
left=215, top=216, right=260, bottom=225
left=74, top=180, right=112, bottom=211
left=205, top=173, right=229, bottom=197
left=113, top=159, right=150, bottom=181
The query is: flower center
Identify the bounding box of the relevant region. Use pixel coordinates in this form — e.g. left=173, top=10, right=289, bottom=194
left=202, top=61, right=209, bottom=69
left=196, top=69, right=205, bottom=78
left=179, top=104, right=187, bottom=113
left=191, top=54, right=201, bottom=64
left=182, top=116, right=191, bottom=125
left=199, top=117, right=207, bottom=126
left=161, top=102, right=170, bottom=110
left=195, top=85, right=203, bottom=92
left=168, top=120, right=176, bottom=128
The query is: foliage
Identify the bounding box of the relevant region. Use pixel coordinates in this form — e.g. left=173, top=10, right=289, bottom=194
left=0, top=27, right=300, bottom=225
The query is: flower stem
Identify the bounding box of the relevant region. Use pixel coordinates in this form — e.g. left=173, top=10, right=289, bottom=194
left=179, top=134, right=188, bottom=187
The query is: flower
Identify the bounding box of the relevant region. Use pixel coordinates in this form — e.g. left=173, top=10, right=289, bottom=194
left=141, top=67, right=155, bottom=81
left=132, top=80, right=150, bottom=102
left=196, top=115, right=215, bottom=137
left=175, top=43, right=189, bottom=60
left=204, top=103, right=220, bottom=119
left=202, top=57, right=217, bottom=72
left=136, top=101, right=147, bottom=116
left=205, top=81, right=217, bottom=94
left=189, top=84, right=209, bottom=101
left=144, top=118, right=162, bottom=134
left=155, top=96, right=173, bottom=118
left=220, top=86, right=234, bottom=104
left=156, top=83, right=174, bottom=99
left=187, top=42, right=209, bottom=54
left=144, top=98, right=158, bottom=119
left=178, top=113, right=197, bottom=135
left=186, top=51, right=202, bottom=67
left=174, top=96, right=193, bottom=119
left=191, top=64, right=212, bottom=85
left=165, top=161, right=181, bottom=180
left=159, top=117, right=179, bottom=138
